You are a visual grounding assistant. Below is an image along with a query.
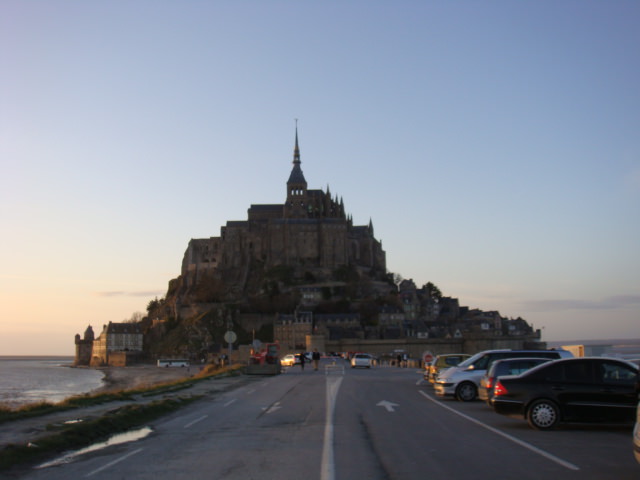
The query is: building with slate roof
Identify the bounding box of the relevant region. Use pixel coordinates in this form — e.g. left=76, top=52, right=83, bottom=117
left=179, top=129, right=387, bottom=304
left=75, top=321, right=144, bottom=366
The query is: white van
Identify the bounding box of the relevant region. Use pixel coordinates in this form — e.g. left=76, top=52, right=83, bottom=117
left=157, top=359, right=190, bottom=368
left=433, top=349, right=573, bottom=401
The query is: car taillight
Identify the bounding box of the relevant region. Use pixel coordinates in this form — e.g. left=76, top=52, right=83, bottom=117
left=486, top=377, right=494, bottom=389
left=493, top=380, right=508, bottom=397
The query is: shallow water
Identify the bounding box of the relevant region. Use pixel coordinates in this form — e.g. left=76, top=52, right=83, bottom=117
left=36, top=426, right=153, bottom=469
left=0, top=356, right=104, bottom=407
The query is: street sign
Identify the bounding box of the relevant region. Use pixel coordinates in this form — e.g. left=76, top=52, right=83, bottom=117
left=423, top=351, right=434, bottom=364
left=224, top=331, right=237, bottom=344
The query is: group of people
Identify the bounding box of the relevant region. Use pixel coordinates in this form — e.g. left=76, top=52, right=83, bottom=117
left=298, top=349, right=322, bottom=371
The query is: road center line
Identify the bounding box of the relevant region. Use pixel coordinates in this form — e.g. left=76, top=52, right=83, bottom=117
left=184, top=415, right=208, bottom=428
left=321, top=375, right=344, bottom=480
left=85, top=448, right=144, bottom=477
left=418, top=391, right=579, bottom=471
left=224, top=398, right=236, bottom=407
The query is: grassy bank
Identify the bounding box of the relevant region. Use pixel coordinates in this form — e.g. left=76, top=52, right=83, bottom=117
left=0, top=364, right=245, bottom=472
left=0, top=363, right=244, bottom=425
left=0, top=396, right=199, bottom=471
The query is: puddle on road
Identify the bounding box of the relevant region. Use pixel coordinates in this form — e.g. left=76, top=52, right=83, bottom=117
left=35, top=426, right=153, bottom=469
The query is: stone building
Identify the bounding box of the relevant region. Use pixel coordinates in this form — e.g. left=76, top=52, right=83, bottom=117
left=74, top=322, right=144, bottom=366
left=179, top=129, right=387, bottom=302
left=274, top=311, right=314, bottom=352
left=73, top=325, right=95, bottom=366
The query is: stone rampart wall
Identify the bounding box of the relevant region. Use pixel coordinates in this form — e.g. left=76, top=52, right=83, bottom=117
left=325, top=334, right=545, bottom=363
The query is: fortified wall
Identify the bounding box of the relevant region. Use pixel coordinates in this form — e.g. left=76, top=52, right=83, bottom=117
left=322, top=333, right=545, bottom=362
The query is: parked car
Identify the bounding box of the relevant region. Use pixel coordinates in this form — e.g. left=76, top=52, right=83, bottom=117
left=478, top=357, right=552, bottom=404
left=351, top=353, right=373, bottom=368
left=424, top=354, right=471, bottom=383
left=634, top=400, right=640, bottom=464
left=280, top=354, right=296, bottom=367
left=434, top=349, right=573, bottom=402
left=491, top=357, right=639, bottom=430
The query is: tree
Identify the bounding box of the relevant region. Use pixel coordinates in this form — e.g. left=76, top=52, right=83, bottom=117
left=124, top=311, right=144, bottom=323
left=147, top=297, right=163, bottom=313
left=424, top=282, right=442, bottom=301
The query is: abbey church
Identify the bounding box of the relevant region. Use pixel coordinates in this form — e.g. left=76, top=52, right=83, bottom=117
left=74, top=130, right=541, bottom=364
left=179, top=129, right=387, bottom=300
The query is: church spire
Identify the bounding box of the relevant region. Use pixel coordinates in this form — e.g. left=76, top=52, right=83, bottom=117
left=285, top=121, right=308, bottom=218
left=287, top=121, right=306, bottom=185
left=293, top=120, right=301, bottom=166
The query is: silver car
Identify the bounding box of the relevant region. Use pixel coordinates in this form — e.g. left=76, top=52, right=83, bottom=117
left=478, top=357, right=552, bottom=404
left=351, top=353, right=373, bottom=368
left=434, top=349, right=574, bottom=402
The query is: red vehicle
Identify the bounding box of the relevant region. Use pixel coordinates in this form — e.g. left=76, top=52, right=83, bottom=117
left=247, top=343, right=281, bottom=375
left=250, top=343, right=280, bottom=365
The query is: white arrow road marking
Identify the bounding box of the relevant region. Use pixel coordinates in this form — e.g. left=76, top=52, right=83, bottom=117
left=377, top=400, right=399, bottom=412
left=263, top=401, right=282, bottom=414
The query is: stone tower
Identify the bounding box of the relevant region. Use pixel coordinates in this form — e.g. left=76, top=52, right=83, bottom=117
left=73, top=325, right=94, bottom=366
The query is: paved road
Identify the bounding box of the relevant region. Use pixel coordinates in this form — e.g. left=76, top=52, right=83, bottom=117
left=14, top=360, right=639, bottom=479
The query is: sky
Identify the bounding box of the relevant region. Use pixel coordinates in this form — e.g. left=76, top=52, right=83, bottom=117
left=1, top=1, right=639, bottom=355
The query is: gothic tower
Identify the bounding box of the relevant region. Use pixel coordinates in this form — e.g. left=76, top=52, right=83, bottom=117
left=284, top=127, right=308, bottom=218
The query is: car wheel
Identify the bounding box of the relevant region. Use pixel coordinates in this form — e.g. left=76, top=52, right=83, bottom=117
left=527, top=399, right=560, bottom=430
left=455, top=382, right=477, bottom=402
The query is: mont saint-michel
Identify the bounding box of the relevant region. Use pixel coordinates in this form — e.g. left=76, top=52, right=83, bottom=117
left=75, top=131, right=540, bottom=366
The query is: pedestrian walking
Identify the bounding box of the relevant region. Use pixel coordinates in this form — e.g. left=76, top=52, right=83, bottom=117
left=299, top=352, right=305, bottom=370
left=312, top=349, right=320, bottom=371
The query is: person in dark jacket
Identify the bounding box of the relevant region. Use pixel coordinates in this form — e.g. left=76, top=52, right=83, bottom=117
left=312, top=349, right=321, bottom=371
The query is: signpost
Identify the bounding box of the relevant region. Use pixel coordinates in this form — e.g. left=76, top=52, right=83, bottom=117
left=224, top=330, right=237, bottom=363
left=422, top=351, right=434, bottom=366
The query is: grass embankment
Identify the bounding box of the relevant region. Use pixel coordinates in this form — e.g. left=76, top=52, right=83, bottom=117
left=0, top=364, right=245, bottom=472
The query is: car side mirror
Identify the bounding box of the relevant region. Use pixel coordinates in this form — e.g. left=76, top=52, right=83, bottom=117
left=466, top=365, right=475, bottom=371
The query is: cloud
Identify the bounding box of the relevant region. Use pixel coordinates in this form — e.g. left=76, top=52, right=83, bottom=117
left=95, top=290, right=164, bottom=298
left=520, top=295, right=640, bottom=312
